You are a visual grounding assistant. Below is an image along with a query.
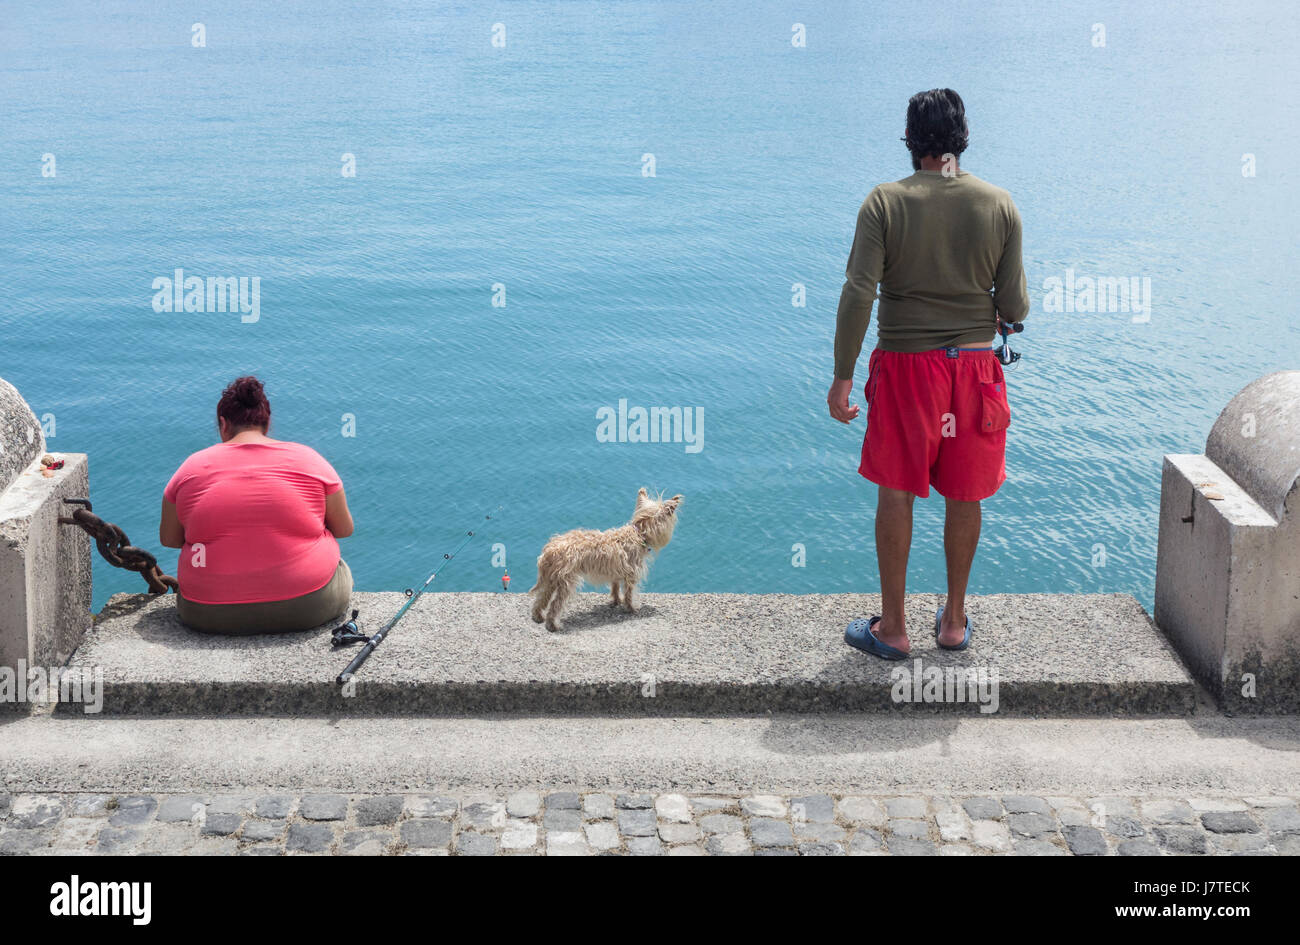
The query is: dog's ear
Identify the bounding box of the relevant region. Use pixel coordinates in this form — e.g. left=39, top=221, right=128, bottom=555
left=667, top=494, right=683, bottom=512
left=636, top=487, right=648, bottom=507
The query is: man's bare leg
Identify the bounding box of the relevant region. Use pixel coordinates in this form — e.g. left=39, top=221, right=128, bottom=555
left=940, top=497, right=982, bottom=646
left=874, top=486, right=914, bottom=653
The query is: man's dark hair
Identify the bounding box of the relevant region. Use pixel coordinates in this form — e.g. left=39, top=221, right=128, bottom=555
left=902, top=88, right=969, bottom=169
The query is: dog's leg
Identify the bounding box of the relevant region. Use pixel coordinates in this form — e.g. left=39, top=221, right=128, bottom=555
left=610, top=581, right=622, bottom=608
left=530, top=578, right=552, bottom=623
left=544, top=575, right=580, bottom=632
left=621, top=578, right=638, bottom=613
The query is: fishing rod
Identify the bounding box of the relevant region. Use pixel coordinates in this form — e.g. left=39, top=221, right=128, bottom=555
left=333, top=505, right=503, bottom=686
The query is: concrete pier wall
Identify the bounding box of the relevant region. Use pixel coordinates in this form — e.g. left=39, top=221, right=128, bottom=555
left=3, top=371, right=1298, bottom=717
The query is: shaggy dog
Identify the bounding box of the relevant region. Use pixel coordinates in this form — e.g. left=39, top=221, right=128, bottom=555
left=529, top=488, right=683, bottom=632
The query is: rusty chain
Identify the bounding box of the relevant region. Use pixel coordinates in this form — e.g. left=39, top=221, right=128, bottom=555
left=58, top=498, right=178, bottom=595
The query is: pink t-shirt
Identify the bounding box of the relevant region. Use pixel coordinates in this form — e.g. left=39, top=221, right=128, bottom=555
left=163, top=441, right=343, bottom=605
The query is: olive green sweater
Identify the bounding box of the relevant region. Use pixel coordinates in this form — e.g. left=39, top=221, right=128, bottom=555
left=834, top=169, right=1029, bottom=378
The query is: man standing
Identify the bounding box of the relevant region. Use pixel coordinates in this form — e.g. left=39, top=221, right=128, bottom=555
left=827, top=88, right=1029, bottom=659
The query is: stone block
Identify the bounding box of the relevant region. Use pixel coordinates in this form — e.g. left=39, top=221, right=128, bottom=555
left=1155, top=371, right=1300, bottom=711
left=1, top=377, right=92, bottom=694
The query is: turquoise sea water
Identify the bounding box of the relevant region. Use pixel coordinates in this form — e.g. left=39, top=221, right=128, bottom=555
left=3, top=1, right=1297, bottom=612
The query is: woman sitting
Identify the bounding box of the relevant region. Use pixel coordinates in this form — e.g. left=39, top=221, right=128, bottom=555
left=160, top=375, right=355, bottom=634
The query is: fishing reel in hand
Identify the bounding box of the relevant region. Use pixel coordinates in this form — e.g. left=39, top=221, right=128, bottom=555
left=996, top=320, right=1024, bottom=366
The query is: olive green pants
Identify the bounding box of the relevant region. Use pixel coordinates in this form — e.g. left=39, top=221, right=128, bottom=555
left=177, top=560, right=353, bottom=635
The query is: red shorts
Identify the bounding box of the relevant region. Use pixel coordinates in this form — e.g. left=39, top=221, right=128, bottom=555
left=858, top=347, right=1010, bottom=501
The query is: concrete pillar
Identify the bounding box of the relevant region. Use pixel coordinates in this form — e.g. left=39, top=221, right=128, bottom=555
left=0, top=376, right=91, bottom=704
left=1155, top=371, right=1300, bottom=712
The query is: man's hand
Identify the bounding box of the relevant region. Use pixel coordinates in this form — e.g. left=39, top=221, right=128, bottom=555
left=827, top=377, right=860, bottom=424
left=996, top=315, right=1023, bottom=338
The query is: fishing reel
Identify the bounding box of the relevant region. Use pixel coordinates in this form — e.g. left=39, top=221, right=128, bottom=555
left=995, top=320, right=1024, bottom=366
left=330, top=609, right=369, bottom=647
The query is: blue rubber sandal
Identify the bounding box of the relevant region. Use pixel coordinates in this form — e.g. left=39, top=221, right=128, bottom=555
left=844, top=617, right=908, bottom=661
left=934, top=607, right=972, bottom=651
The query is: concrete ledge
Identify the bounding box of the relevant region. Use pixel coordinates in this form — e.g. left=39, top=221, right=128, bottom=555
left=64, top=591, right=1197, bottom=717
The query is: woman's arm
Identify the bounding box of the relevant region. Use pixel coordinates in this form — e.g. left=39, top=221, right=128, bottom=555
left=159, top=499, right=185, bottom=548
left=325, top=487, right=354, bottom=538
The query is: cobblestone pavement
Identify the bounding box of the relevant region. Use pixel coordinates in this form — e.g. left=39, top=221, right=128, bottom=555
left=1, top=791, right=1298, bottom=855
